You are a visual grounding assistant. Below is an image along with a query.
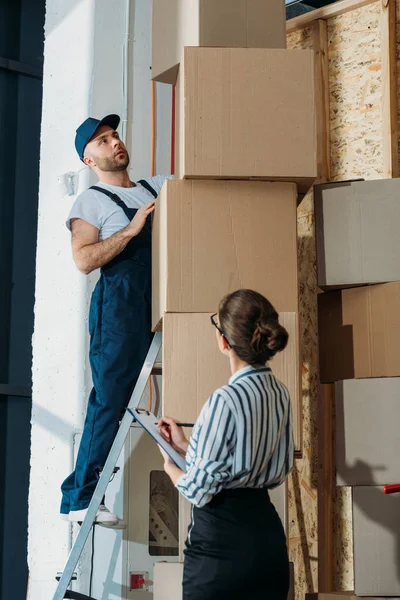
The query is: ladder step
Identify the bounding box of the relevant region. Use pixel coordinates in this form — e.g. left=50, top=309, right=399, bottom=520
left=152, top=362, right=162, bottom=376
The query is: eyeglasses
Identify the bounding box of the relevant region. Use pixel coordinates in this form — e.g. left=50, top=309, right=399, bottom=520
left=210, top=313, right=233, bottom=347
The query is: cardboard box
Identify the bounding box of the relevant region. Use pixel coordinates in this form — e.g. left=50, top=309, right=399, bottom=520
left=152, top=179, right=299, bottom=331
left=318, top=283, right=400, bottom=383
left=152, top=0, right=286, bottom=83
left=353, top=486, right=400, bottom=596
left=175, top=47, right=316, bottom=193
left=315, top=178, right=400, bottom=288
left=153, top=562, right=183, bottom=599
left=162, top=312, right=302, bottom=451
left=335, top=378, right=400, bottom=486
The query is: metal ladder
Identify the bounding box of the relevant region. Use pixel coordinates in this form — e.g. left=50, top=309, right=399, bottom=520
left=52, top=332, right=162, bottom=600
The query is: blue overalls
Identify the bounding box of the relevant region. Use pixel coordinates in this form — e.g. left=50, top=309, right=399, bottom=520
left=61, top=180, right=158, bottom=514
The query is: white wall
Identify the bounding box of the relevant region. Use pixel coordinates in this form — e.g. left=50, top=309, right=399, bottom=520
left=29, top=0, right=131, bottom=597
left=128, top=0, right=171, bottom=181
left=29, top=0, right=172, bottom=597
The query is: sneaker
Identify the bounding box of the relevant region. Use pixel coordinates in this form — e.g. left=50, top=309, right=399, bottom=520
left=68, top=504, right=124, bottom=528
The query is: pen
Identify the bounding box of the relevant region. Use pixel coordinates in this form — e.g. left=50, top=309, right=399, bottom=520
left=159, top=422, right=194, bottom=428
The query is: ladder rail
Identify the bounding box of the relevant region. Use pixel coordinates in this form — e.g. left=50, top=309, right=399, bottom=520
left=53, top=332, right=162, bottom=600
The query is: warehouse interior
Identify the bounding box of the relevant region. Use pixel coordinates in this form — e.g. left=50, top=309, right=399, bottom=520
left=1, top=0, right=400, bottom=599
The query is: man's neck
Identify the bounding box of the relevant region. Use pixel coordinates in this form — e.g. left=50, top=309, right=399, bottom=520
left=97, top=170, right=135, bottom=188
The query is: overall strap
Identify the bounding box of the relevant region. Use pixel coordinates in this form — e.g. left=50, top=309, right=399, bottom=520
left=137, top=179, right=158, bottom=199
left=90, top=186, right=128, bottom=209
left=89, top=185, right=132, bottom=220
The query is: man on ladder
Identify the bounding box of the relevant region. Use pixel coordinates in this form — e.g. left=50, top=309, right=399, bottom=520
left=60, top=113, right=169, bottom=526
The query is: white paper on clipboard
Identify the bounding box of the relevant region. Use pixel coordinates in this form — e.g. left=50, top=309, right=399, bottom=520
left=127, top=408, right=187, bottom=471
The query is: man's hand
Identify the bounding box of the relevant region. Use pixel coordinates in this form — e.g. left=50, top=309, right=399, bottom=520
left=124, top=200, right=155, bottom=238
left=158, top=416, right=189, bottom=456
left=70, top=199, right=156, bottom=274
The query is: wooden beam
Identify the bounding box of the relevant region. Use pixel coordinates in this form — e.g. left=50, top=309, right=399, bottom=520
left=313, top=17, right=333, bottom=589
left=380, top=0, right=399, bottom=178
left=287, top=0, right=377, bottom=33
left=317, top=383, right=335, bottom=592
left=313, top=19, right=331, bottom=183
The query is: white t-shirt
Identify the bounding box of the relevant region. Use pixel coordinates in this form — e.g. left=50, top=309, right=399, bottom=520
left=66, top=175, right=171, bottom=241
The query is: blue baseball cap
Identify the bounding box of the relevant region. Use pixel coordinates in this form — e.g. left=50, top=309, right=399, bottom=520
left=75, top=114, right=120, bottom=161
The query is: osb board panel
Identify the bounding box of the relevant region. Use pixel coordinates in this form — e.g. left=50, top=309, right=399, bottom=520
left=333, top=487, right=354, bottom=589
left=287, top=27, right=314, bottom=218
left=287, top=26, right=314, bottom=50
left=288, top=207, right=320, bottom=600
left=287, top=3, right=384, bottom=597
left=328, top=2, right=384, bottom=180
left=287, top=23, right=320, bottom=600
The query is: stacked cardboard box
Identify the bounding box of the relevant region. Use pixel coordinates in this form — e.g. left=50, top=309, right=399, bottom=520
left=152, top=0, right=287, bottom=83
left=151, top=2, right=317, bottom=594
left=152, top=1, right=317, bottom=454
left=315, top=178, right=400, bottom=596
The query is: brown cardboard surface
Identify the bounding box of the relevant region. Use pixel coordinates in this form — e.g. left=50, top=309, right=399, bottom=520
left=162, top=312, right=302, bottom=451
left=335, top=378, right=400, bottom=487
left=152, top=0, right=286, bottom=83
left=175, top=47, right=316, bottom=192
left=318, top=283, right=400, bottom=383
left=153, top=562, right=183, bottom=599
left=314, top=178, right=400, bottom=288
left=353, top=487, right=400, bottom=596
left=152, top=179, right=299, bottom=331
left=178, top=495, right=191, bottom=561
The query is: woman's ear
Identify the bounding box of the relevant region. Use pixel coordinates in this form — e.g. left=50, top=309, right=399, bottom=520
left=217, top=332, right=231, bottom=356
left=221, top=335, right=230, bottom=351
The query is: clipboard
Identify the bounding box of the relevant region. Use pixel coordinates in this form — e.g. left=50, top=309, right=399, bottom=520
left=127, top=408, right=187, bottom=471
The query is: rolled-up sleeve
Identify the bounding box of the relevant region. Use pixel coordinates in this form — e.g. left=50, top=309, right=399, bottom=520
left=176, top=393, right=236, bottom=507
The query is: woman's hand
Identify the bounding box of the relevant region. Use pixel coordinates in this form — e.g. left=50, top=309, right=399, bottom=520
left=158, top=445, right=174, bottom=467
left=157, top=416, right=190, bottom=456
left=158, top=445, right=184, bottom=485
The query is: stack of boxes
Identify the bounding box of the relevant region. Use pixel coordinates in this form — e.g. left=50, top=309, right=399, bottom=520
left=316, top=178, right=400, bottom=597
left=151, top=1, right=317, bottom=596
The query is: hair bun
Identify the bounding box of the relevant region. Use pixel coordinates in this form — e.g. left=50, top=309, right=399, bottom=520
left=250, top=318, right=288, bottom=359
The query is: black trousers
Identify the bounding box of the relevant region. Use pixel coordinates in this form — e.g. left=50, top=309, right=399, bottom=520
left=183, top=488, right=289, bottom=600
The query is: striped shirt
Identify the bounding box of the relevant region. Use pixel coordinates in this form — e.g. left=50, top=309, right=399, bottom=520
left=176, top=365, right=294, bottom=508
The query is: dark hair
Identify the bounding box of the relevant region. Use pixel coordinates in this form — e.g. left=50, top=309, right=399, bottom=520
left=218, top=289, right=288, bottom=365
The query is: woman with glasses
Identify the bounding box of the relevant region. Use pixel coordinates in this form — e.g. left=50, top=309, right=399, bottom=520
left=158, top=289, right=294, bottom=600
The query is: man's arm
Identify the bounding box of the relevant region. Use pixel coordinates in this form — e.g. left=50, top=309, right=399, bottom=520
left=71, top=200, right=155, bottom=274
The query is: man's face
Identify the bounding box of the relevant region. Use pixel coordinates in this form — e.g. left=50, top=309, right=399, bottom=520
left=83, top=125, right=129, bottom=171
